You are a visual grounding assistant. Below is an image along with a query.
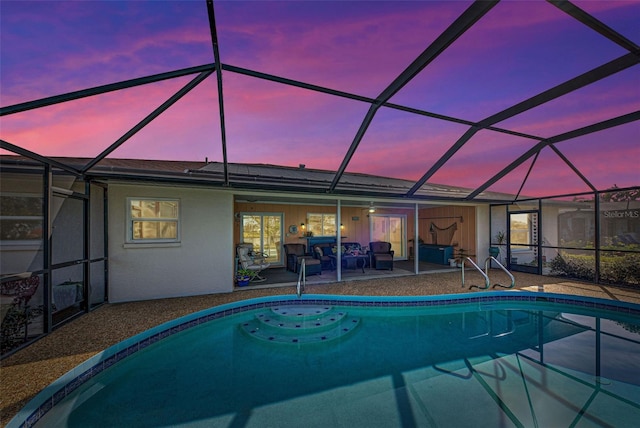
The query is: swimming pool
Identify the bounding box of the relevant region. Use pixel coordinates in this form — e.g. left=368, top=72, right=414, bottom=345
left=10, top=292, right=640, bottom=427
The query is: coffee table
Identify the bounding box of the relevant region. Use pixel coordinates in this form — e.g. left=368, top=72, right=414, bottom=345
left=329, top=254, right=369, bottom=273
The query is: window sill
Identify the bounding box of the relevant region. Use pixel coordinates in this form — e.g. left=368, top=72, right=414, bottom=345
left=123, top=242, right=181, bottom=249
left=0, top=241, right=42, bottom=251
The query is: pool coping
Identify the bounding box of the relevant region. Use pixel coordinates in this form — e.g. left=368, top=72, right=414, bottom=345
left=9, top=291, right=640, bottom=427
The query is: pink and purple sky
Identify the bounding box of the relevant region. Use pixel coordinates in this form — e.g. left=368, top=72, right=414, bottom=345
left=1, top=0, right=638, bottom=198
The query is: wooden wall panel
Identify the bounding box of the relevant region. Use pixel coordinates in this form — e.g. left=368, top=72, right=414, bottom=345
left=234, top=202, right=475, bottom=257
left=418, top=206, right=476, bottom=256
left=234, top=203, right=417, bottom=248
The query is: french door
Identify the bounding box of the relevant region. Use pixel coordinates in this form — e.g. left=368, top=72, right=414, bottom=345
left=240, top=213, right=283, bottom=265
left=370, top=214, right=406, bottom=259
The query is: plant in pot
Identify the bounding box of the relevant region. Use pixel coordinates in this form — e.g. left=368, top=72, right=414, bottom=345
left=408, top=237, right=424, bottom=260
left=490, top=231, right=506, bottom=263
left=236, top=268, right=256, bottom=287
left=453, top=248, right=476, bottom=267
left=454, top=248, right=468, bottom=267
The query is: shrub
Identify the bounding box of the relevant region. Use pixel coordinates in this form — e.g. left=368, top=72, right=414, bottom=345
left=600, top=253, right=640, bottom=286
left=550, top=252, right=640, bottom=287
left=549, top=253, right=594, bottom=281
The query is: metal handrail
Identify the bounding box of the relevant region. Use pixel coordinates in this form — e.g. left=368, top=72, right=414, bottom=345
left=296, top=258, right=306, bottom=298
left=462, top=257, right=490, bottom=290
left=485, top=256, right=515, bottom=289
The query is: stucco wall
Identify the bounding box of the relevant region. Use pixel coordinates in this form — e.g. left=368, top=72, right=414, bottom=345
left=476, top=205, right=490, bottom=262
left=108, top=184, right=233, bottom=302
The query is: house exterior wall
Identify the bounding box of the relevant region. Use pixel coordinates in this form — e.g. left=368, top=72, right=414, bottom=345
left=476, top=205, right=490, bottom=263
left=108, top=184, right=233, bottom=303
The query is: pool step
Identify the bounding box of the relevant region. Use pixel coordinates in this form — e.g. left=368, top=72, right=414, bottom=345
left=240, top=305, right=360, bottom=344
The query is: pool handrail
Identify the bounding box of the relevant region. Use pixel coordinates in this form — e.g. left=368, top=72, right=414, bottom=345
left=296, top=258, right=306, bottom=298
left=485, top=256, right=515, bottom=289
left=461, top=257, right=490, bottom=289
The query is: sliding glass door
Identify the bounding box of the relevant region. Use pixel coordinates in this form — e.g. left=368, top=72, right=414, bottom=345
left=370, top=214, right=406, bottom=259
left=240, top=213, right=283, bottom=265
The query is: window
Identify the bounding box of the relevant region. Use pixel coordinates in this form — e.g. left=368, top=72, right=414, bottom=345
left=307, top=213, right=336, bottom=236
left=510, top=212, right=538, bottom=250
left=0, top=193, right=43, bottom=241
left=127, top=198, right=179, bottom=243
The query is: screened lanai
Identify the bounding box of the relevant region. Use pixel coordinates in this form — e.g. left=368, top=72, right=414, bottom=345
left=1, top=0, right=638, bottom=196
left=1, top=0, right=639, bottom=356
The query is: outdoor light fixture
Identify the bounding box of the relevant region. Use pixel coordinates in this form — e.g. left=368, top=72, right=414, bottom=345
left=368, top=203, right=376, bottom=213
left=300, top=223, right=306, bottom=230
left=340, top=223, right=344, bottom=230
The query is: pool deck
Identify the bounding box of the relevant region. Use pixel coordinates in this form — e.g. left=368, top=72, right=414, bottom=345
left=2, top=270, right=640, bottom=427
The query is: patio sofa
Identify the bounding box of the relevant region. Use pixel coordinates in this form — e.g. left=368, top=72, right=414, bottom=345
left=312, top=243, right=335, bottom=270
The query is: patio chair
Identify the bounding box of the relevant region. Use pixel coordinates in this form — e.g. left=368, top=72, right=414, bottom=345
left=236, top=244, right=270, bottom=282
left=1, top=275, right=40, bottom=346
left=369, top=241, right=394, bottom=270
left=283, top=243, right=314, bottom=273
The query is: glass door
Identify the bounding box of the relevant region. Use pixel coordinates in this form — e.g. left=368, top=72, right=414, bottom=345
left=370, top=214, right=406, bottom=259
left=240, top=213, right=283, bottom=265
left=509, top=211, right=539, bottom=273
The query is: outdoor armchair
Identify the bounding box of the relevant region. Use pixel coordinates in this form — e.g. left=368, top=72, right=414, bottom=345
left=283, top=243, right=314, bottom=273
left=236, top=243, right=270, bottom=282
left=369, top=241, right=394, bottom=270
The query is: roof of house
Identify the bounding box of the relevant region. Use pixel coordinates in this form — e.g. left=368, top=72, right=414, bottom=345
left=1, top=155, right=516, bottom=203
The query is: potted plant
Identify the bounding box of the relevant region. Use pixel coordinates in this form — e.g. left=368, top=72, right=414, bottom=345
left=236, top=268, right=255, bottom=287
left=490, top=231, right=506, bottom=263
left=408, top=237, right=424, bottom=260
left=453, top=248, right=476, bottom=267
left=454, top=248, right=468, bottom=267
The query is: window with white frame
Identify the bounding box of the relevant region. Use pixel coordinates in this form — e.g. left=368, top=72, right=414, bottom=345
left=127, top=198, right=180, bottom=243
left=510, top=212, right=537, bottom=251
left=0, top=193, right=43, bottom=241
left=307, top=213, right=336, bottom=236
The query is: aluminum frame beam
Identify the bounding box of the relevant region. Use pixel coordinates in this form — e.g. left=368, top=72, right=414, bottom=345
left=81, top=71, right=213, bottom=173
left=465, top=110, right=640, bottom=200
left=207, top=0, right=229, bottom=186
left=0, top=64, right=215, bottom=116
left=548, top=0, right=640, bottom=55
left=407, top=52, right=639, bottom=196
left=0, top=139, right=81, bottom=175
left=329, top=0, right=498, bottom=192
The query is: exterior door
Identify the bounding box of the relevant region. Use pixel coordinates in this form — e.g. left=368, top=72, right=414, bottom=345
left=509, top=211, right=539, bottom=273
left=240, top=213, right=283, bottom=265
left=370, top=214, right=406, bottom=259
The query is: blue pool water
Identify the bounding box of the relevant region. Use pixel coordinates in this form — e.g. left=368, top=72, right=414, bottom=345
left=13, top=292, right=640, bottom=427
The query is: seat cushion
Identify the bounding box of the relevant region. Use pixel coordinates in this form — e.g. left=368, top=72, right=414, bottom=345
left=374, top=254, right=393, bottom=270
left=299, top=257, right=321, bottom=275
